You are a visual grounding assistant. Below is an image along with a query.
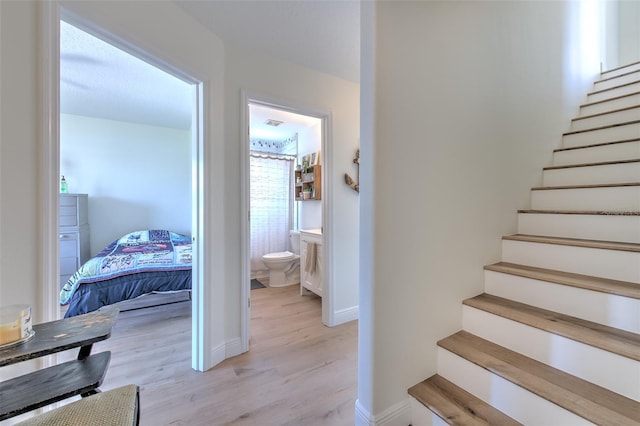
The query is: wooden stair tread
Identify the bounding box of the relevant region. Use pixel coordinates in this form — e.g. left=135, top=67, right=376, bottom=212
left=580, top=90, right=640, bottom=109
left=408, top=375, right=523, bottom=425
left=554, top=137, right=640, bottom=152
left=572, top=104, right=640, bottom=122
left=438, top=331, right=640, bottom=425
left=464, top=293, right=640, bottom=361
left=518, top=209, right=640, bottom=216
left=563, top=119, right=640, bottom=136
left=502, top=234, right=640, bottom=253
left=595, top=68, right=640, bottom=84
left=531, top=181, right=640, bottom=190
left=601, top=61, right=640, bottom=76
left=543, top=158, right=640, bottom=170
left=485, top=261, right=640, bottom=300
left=589, top=80, right=640, bottom=97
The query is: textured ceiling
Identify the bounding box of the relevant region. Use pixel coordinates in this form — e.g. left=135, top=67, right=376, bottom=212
left=60, top=20, right=194, bottom=129
left=60, top=1, right=360, bottom=134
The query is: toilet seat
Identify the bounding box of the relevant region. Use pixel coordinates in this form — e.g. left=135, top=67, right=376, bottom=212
left=263, top=251, right=297, bottom=261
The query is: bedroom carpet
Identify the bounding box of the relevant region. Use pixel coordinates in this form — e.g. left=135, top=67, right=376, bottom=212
left=251, top=278, right=266, bottom=290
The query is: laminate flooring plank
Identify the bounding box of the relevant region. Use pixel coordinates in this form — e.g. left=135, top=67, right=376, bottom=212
left=58, top=285, right=357, bottom=425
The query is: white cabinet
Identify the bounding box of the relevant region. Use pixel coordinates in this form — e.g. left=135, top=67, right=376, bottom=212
left=59, top=194, right=90, bottom=289
left=299, top=230, right=323, bottom=297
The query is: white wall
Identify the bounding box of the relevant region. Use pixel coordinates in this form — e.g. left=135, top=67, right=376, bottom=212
left=60, top=114, right=191, bottom=254
left=358, top=1, right=601, bottom=422
left=619, top=0, right=640, bottom=65
left=297, top=121, right=322, bottom=230
left=0, top=0, right=39, bottom=310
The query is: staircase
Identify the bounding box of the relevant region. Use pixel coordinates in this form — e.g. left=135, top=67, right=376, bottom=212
left=408, top=62, right=640, bottom=425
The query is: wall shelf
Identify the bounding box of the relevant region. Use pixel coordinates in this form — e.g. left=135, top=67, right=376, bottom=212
left=294, top=165, right=321, bottom=201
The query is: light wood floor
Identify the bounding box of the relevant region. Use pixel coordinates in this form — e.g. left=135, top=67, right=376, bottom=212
left=74, top=285, right=358, bottom=425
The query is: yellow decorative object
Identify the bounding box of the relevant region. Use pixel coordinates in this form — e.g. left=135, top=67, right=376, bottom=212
left=0, top=305, right=32, bottom=346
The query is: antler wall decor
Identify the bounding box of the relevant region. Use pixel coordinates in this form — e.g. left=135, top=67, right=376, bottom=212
left=344, top=149, right=360, bottom=193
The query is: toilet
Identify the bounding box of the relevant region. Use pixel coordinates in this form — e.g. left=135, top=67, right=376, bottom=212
left=262, top=230, right=301, bottom=287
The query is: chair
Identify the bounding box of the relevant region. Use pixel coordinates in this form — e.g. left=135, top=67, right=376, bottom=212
left=15, top=385, right=139, bottom=426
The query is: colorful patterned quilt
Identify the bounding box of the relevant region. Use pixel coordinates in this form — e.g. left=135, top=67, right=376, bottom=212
left=60, top=229, right=192, bottom=308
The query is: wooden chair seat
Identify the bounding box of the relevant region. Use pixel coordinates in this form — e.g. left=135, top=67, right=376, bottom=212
left=15, top=384, right=139, bottom=426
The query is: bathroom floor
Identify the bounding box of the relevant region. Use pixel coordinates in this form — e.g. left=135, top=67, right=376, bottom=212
left=251, top=277, right=268, bottom=289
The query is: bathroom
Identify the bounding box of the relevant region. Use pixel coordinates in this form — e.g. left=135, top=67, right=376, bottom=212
left=249, top=103, right=323, bottom=296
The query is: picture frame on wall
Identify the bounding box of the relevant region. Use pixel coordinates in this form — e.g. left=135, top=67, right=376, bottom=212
left=310, top=151, right=320, bottom=166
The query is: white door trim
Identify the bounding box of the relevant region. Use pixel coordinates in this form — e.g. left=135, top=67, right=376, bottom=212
left=39, top=1, right=62, bottom=326
left=40, top=2, right=209, bottom=371
left=240, top=91, right=335, bottom=351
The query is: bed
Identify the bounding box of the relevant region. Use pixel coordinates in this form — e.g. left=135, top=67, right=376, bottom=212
left=60, top=229, right=192, bottom=317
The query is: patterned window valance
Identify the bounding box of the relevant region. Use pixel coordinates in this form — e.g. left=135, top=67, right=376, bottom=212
left=250, top=133, right=297, bottom=155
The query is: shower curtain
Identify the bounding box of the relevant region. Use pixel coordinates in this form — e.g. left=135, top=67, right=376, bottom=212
left=250, top=153, right=294, bottom=276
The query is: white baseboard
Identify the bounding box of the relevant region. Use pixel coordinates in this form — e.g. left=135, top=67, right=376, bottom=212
left=225, top=337, right=243, bottom=358
left=208, top=341, right=227, bottom=368
left=207, top=337, right=243, bottom=369
left=334, top=305, right=359, bottom=325
left=355, top=399, right=373, bottom=426
left=355, top=398, right=411, bottom=426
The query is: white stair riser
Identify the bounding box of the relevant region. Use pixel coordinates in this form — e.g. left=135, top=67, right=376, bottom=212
left=588, top=81, right=640, bottom=103
left=601, top=63, right=640, bottom=79
left=563, top=122, right=640, bottom=148
left=437, top=348, right=595, bottom=426
left=517, top=213, right=640, bottom=244
left=531, top=186, right=640, bottom=211
left=543, top=162, right=640, bottom=186
left=553, top=141, right=640, bottom=165
left=594, top=73, right=640, bottom=91
left=501, top=239, right=640, bottom=283
left=409, top=397, right=444, bottom=426
left=580, top=93, right=640, bottom=116
left=571, top=108, right=640, bottom=132
left=484, top=270, right=640, bottom=334
left=463, top=306, right=640, bottom=401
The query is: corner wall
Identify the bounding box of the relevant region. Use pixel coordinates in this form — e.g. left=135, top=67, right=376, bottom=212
left=619, top=0, right=640, bottom=65
left=358, top=1, right=600, bottom=422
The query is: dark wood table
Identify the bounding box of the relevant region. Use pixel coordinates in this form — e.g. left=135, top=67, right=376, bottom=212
left=0, top=305, right=118, bottom=420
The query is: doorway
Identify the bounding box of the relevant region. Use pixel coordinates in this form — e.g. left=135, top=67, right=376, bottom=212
left=43, top=8, right=207, bottom=370
left=59, top=20, right=194, bottom=299
left=241, top=93, right=331, bottom=351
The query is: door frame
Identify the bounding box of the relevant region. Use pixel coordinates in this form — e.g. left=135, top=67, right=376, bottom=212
left=40, top=2, right=209, bottom=370
left=240, top=90, right=334, bottom=352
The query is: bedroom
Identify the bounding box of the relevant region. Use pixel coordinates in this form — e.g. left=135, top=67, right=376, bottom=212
left=59, top=20, right=195, bottom=316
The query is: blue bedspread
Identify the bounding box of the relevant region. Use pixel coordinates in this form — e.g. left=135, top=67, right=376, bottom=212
left=61, top=229, right=192, bottom=317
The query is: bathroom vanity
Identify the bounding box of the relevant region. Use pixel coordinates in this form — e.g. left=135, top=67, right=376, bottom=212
left=299, top=229, right=323, bottom=297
